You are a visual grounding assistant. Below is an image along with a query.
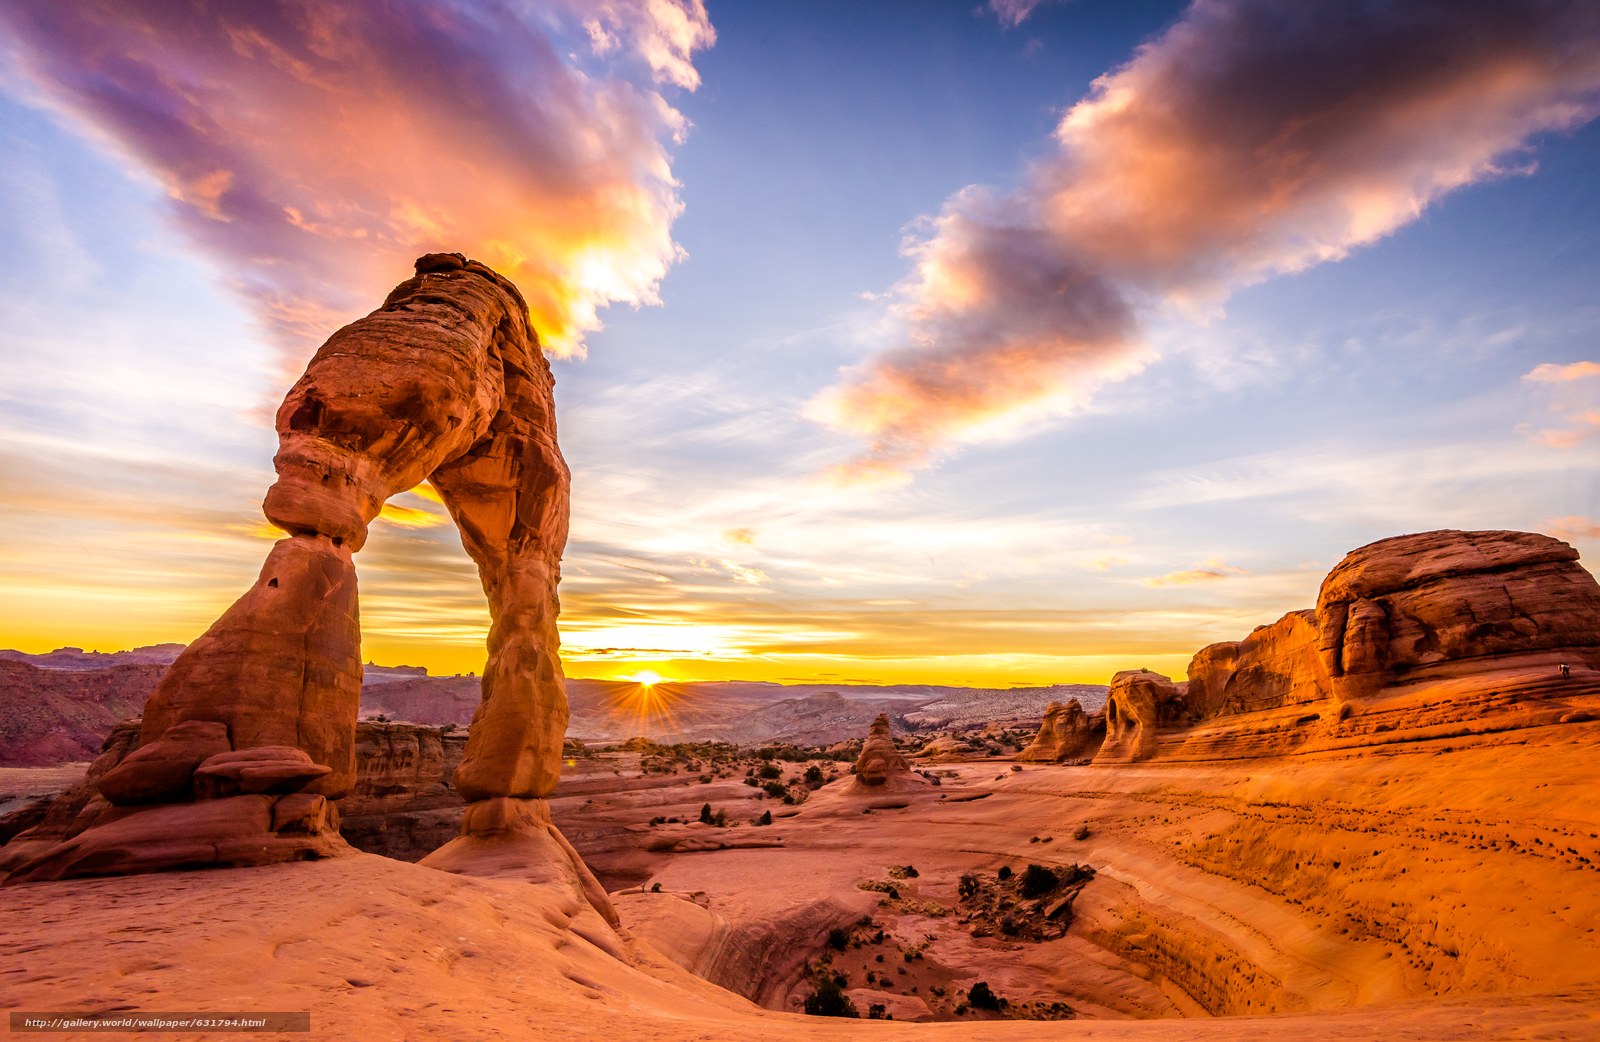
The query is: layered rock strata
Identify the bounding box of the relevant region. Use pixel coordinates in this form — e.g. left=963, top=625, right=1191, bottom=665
left=1103, top=530, right=1600, bottom=763
left=1016, top=699, right=1104, bottom=762
left=6, top=256, right=600, bottom=910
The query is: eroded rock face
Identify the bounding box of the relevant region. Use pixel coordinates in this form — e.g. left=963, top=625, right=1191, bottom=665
left=6, top=254, right=584, bottom=887
left=853, top=714, right=909, bottom=785
left=1094, top=670, right=1190, bottom=764
left=338, top=723, right=469, bottom=861
left=1315, top=530, right=1600, bottom=694
left=1016, top=700, right=1103, bottom=762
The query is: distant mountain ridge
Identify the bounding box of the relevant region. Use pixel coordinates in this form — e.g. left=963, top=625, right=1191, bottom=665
left=0, top=643, right=1110, bottom=764
left=0, top=645, right=187, bottom=670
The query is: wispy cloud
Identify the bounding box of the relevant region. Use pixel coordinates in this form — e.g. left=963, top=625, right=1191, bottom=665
left=0, top=0, right=713, bottom=376
left=985, top=0, right=1062, bottom=29
left=1143, top=557, right=1248, bottom=587
left=1522, top=359, right=1600, bottom=446
left=1546, top=515, right=1600, bottom=540
left=814, top=0, right=1600, bottom=483
left=1525, top=360, right=1600, bottom=382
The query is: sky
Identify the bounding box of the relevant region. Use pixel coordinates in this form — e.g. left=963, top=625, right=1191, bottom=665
left=1, top=0, right=1598, bottom=688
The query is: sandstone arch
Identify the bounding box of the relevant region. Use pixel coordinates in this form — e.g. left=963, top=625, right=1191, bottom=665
left=7, top=256, right=608, bottom=918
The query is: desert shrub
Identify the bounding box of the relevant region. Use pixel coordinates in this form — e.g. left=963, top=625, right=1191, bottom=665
left=650, top=882, right=661, bottom=893
left=1059, top=863, right=1094, bottom=887
left=714, top=808, right=727, bottom=827
left=744, top=776, right=759, bottom=787
left=1018, top=863, right=1058, bottom=899
left=887, top=864, right=919, bottom=879
left=439, top=723, right=456, bottom=734
left=698, top=803, right=713, bottom=824
left=828, top=927, right=850, bottom=950
left=967, top=982, right=1002, bottom=1011
left=958, top=873, right=980, bottom=899
left=997, top=865, right=1013, bottom=881
left=858, top=880, right=900, bottom=899
left=763, top=781, right=787, bottom=799
left=999, top=914, right=1018, bottom=935
left=699, top=774, right=712, bottom=783
left=804, top=977, right=859, bottom=1018
left=649, top=816, right=665, bottom=826
left=804, top=765, right=824, bottom=787
left=781, top=794, right=795, bottom=805
left=758, top=747, right=776, bottom=761
left=758, top=763, right=782, bottom=780
left=758, top=810, right=772, bottom=825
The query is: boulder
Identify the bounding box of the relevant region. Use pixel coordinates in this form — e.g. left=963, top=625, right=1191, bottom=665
left=193, top=746, right=333, bottom=798
left=95, top=720, right=231, bottom=805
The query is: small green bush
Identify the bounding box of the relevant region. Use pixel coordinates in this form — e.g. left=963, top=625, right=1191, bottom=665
left=698, top=803, right=713, bottom=824
left=997, top=865, right=1013, bottom=881
left=828, top=927, right=850, bottom=950
left=758, top=810, right=772, bottom=825
left=758, top=763, right=782, bottom=780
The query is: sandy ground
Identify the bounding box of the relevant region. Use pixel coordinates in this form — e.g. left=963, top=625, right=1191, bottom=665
left=4, top=721, right=1600, bottom=1038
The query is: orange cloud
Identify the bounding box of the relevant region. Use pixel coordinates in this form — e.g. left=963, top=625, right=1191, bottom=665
left=1524, top=360, right=1600, bottom=382
left=1143, top=558, right=1249, bottom=588
left=1546, top=515, right=1600, bottom=540
left=0, top=0, right=713, bottom=377
left=816, top=1, right=1600, bottom=482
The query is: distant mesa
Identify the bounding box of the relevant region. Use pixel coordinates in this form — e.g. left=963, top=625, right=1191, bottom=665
left=0, top=644, right=186, bottom=670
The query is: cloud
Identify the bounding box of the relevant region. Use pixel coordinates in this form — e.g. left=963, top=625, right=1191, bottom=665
left=1546, top=515, right=1600, bottom=540
left=986, top=0, right=1062, bottom=28
left=1524, top=360, right=1600, bottom=382
left=815, top=0, right=1600, bottom=483
left=1524, top=360, right=1600, bottom=446
left=376, top=503, right=449, bottom=529
left=0, top=0, right=713, bottom=376
left=1143, top=557, right=1248, bottom=588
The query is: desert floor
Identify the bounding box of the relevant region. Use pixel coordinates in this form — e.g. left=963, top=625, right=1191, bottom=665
left=5, top=719, right=1600, bottom=1039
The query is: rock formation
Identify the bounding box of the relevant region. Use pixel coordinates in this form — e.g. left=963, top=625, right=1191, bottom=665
left=4, top=255, right=604, bottom=916
left=1093, top=669, right=1193, bottom=764
left=1016, top=699, right=1104, bottom=762
left=853, top=714, right=910, bottom=784
left=1103, top=530, right=1600, bottom=763
left=337, top=723, right=469, bottom=860
left=800, top=714, right=930, bottom=815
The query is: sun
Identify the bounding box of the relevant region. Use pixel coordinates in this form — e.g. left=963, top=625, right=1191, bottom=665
left=632, top=670, right=663, bottom=686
